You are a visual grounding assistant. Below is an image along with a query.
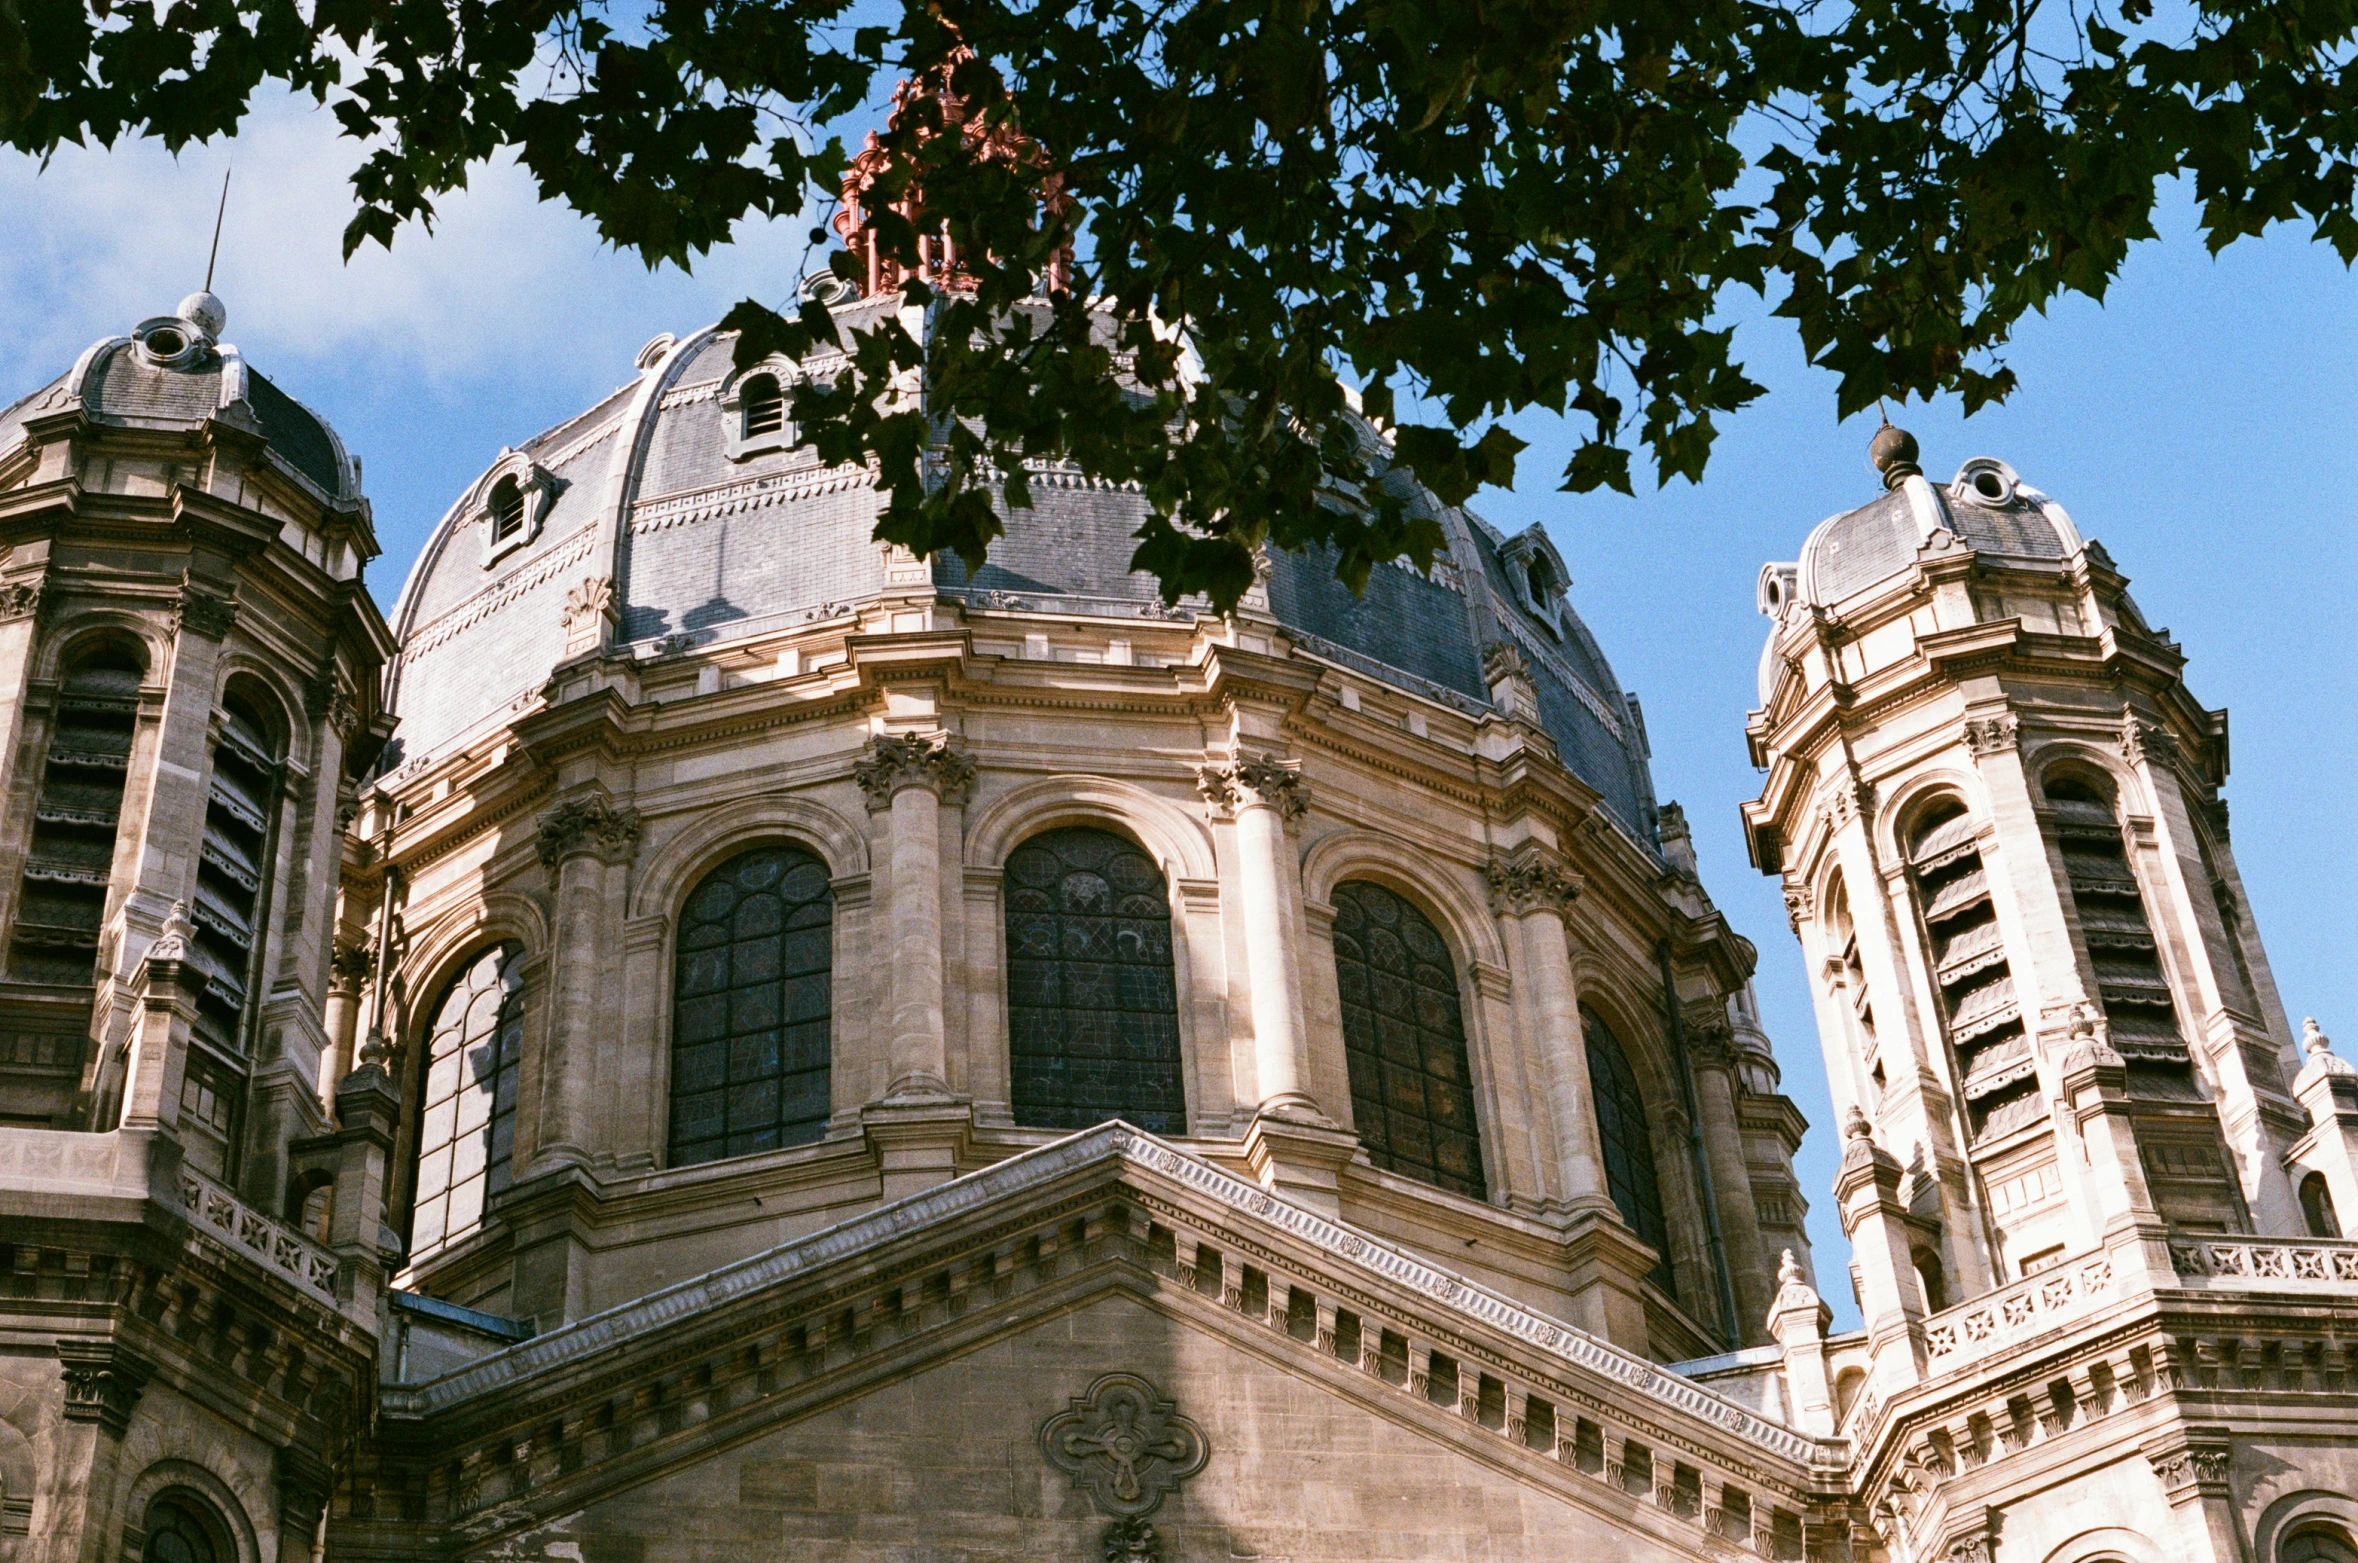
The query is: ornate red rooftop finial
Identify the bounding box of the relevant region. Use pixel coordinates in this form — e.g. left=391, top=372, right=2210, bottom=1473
left=834, top=48, right=1072, bottom=300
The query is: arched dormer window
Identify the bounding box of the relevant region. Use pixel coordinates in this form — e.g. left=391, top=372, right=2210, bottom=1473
left=489, top=476, right=527, bottom=543
left=1003, top=826, right=1185, bottom=1133
left=409, top=942, right=526, bottom=1259
left=1585, top=1010, right=1675, bottom=1293
left=742, top=374, right=786, bottom=437
left=2300, top=1172, right=2342, bottom=1239
left=11, top=643, right=142, bottom=986
left=1330, top=880, right=1485, bottom=1199
left=1906, top=798, right=2037, bottom=1143
left=1497, top=523, right=1571, bottom=636
left=722, top=363, right=805, bottom=461
left=669, top=844, right=834, bottom=1166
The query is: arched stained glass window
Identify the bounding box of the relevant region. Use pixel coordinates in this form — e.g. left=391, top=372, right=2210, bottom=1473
left=409, top=943, right=525, bottom=1260
left=1331, top=881, right=1486, bottom=1200
left=2284, top=1527, right=2358, bottom=1563
left=1585, top=1009, right=1675, bottom=1294
left=1004, top=826, right=1185, bottom=1133
left=140, top=1496, right=225, bottom=1563
left=670, top=844, right=834, bottom=1167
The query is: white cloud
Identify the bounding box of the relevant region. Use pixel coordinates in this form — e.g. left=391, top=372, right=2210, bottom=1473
left=0, top=88, right=824, bottom=400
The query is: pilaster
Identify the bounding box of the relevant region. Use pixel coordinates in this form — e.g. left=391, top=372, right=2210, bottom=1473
left=855, top=731, right=973, bottom=1102
left=531, top=790, right=641, bottom=1169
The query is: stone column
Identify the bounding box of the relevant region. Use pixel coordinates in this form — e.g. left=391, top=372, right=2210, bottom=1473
left=2057, top=1005, right=2174, bottom=1282
left=1766, top=1250, right=1837, bottom=1435
left=42, top=1340, right=149, bottom=1563
left=1483, top=845, right=1609, bottom=1213
left=1199, top=756, right=1315, bottom=1116
left=854, top=732, right=973, bottom=1099
left=114, top=903, right=203, bottom=1137
left=316, top=939, right=373, bottom=1111
left=531, top=792, right=641, bottom=1168
left=1832, top=1108, right=1928, bottom=1396
left=2289, top=1020, right=2358, bottom=1233
left=1683, top=1000, right=1775, bottom=1345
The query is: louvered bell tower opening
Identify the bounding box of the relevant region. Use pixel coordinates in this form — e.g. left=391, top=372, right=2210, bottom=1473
left=182, top=693, right=283, bottom=1171
left=10, top=648, right=141, bottom=988
left=1907, top=801, right=2038, bottom=1144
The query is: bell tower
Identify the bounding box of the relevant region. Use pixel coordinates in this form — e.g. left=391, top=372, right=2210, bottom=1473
left=1742, top=425, right=2308, bottom=1348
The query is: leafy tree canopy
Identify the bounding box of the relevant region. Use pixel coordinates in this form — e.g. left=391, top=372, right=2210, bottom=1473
left=5, top=0, right=2355, bottom=608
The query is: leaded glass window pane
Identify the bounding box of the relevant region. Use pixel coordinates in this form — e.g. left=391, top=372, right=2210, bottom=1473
left=1004, top=826, right=1185, bottom=1133
left=1332, top=880, right=1486, bottom=1200
left=410, top=943, right=524, bottom=1260
left=670, top=844, right=834, bottom=1167
left=1585, top=1010, right=1674, bottom=1293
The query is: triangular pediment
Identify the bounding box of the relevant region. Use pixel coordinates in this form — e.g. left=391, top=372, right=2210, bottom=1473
left=352, top=1127, right=1839, bottom=1558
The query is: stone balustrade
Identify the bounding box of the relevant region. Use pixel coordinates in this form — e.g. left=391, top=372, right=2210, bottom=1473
left=2168, top=1235, right=2358, bottom=1289
left=1923, top=1252, right=2118, bottom=1374
left=177, top=1166, right=342, bottom=1304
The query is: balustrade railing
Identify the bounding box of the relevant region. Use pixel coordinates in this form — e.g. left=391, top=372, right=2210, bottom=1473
left=177, top=1167, right=341, bottom=1302
left=2169, top=1236, right=2358, bottom=1287
left=1924, top=1253, right=2117, bottom=1372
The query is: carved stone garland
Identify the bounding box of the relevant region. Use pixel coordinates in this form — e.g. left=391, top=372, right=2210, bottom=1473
left=1040, top=1373, right=1209, bottom=1560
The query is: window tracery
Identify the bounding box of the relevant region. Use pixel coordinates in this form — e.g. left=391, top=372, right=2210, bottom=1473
left=409, top=942, right=525, bottom=1258
left=670, top=844, right=835, bottom=1166
left=1584, top=1009, right=1674, bottom=1293
left=1004, top=826, right=1185, bottom=1134
left=1330, top=880, right=1485, bottom=1200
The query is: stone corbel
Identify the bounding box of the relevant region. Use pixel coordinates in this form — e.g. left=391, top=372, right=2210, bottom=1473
left=56, top=1338, right=151, bottom=1436
left=853, top=731, right=976, bottom=811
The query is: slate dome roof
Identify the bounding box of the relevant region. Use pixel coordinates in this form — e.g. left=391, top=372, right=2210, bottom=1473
left=0, top=292, right=360, bottom=505
left=385, top=300, right=1665, bottom=839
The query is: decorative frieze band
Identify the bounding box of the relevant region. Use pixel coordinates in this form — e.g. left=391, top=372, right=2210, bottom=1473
left=536, top=795, right=644, bottom=866
left=853, top=732, right=976, bottom=810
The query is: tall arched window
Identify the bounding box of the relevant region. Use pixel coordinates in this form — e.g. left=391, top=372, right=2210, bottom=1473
left=140, top=1494, right=228, bottom=1563
left=1330, top=880, right=1485, bottom=1199
left=2044, top=774, right=2188, bottom=1064
left=670, top=844, right=834, bottom=1166
left=11, top=644, right=142, bottom=985
left=191, top=691, right=282, bottom=1060
left=489, top=475, right=527, bottom=543
left=409, top=943, right=526, bottom=1259
left=1585, top=1009, right=1674, bottom=1293
left=1003, top=826, right=1185, bottom=1133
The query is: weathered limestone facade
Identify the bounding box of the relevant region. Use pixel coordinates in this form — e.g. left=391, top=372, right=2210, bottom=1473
left=1, top=268, right=2351, bottom=1563
left=1740, top=424, right=2358, bottom=1562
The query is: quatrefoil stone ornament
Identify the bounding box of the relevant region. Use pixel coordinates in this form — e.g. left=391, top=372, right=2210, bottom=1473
left=1040, top=1373, right=1209, bottom=1518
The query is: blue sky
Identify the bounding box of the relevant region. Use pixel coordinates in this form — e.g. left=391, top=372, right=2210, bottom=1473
left=5, top=92, right=2351, bottom=1330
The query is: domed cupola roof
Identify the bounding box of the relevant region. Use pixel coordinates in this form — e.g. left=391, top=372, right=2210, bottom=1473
left=384, top=304, right=1665, bottom=837
left=0, top=292, right=361, bottom=505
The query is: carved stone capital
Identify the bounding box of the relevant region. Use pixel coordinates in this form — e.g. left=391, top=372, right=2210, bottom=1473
left=1681, top=999, right=1739, bottom=1067
left=535, top=794, right=644, bottom=866
left=1782, top=885, right=1813, bottom=933
left=1484, top=846, right=1583, bottom=918
left=56, top=1339, right=150, bottom=1436
left=2120, top=713, right=2179, bottom=767
left=2145, top=1431, right=2233, bottom=1500
left=1197, top=755, right=1308, bottom=823
left=1962, top=714, right=2018, bottom=757
left=328, top=939, right=375, bottom=995
left=1827, top=777, right=1877, bottom=828
left=1479, top=641, right=1529, bottom=685
left=275, top=1443, right=333, bottom=1530
left=173, top=586, right=237, bottom=642
left=1040, top=1372, right=1208, bottom=1518
left=853, top=732, right=976, bottom=810
left=0, top=578, right=42, bottom=622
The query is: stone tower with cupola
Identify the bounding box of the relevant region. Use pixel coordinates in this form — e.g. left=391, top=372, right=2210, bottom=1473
left=0, top=290, right=399, bottom=1562
left=1743, top=424, right=2358, bottom=1562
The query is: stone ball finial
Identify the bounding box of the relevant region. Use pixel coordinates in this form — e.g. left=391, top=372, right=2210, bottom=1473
left=2298, top=1017, right=2355, bottom=1084
left=1843, top=1104, right=1872, bottom=1141
left=1869, top=420, right=1921, bottom=490
left=177, top=290, right=227, bottom=341
left=1779, top=1248, right=1804, bottom=1287
left=2305, top=1017, right=2332, bottom=1056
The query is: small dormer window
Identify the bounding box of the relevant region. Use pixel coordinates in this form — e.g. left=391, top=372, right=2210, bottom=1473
left=476, top=451, right=560, bottom=567
left=1497, top=524, right=1571, bottom=638
left=742, top=375, right=786, bottom=438
left=722, top=361, right=807, bottom=462
left=490, top=477, right=527, bottom=543
left=1527, top=558, right=1556, bottom=604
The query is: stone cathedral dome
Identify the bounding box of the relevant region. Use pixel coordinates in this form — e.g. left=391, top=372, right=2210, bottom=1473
left=385, top=295, right=1666, bottom=838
